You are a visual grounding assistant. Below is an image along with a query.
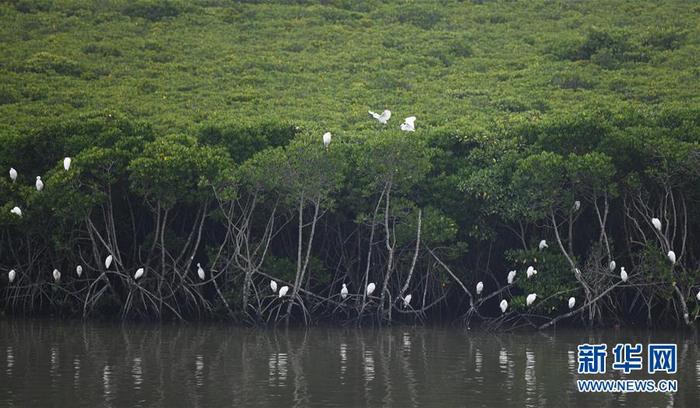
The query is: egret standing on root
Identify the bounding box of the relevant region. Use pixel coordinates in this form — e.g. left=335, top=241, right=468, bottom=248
left=9, top=168, right=17, bottom=182
left=568, top=297, right=576, bottom=309
left=366, top=282, right=376, bottom=296
left=270, top=280, right=278, bottom=293
left=667, top=250, right=676, bottom=265
left=507, top=270, right=516, bottom=284
left=8, top=269, right=16, bottom=283
left=323, top=132, right=332, bottom=150
left=476, top=281, right=484, bottom=295
left=197, top=263, right=205, bottom=280
left=369, top=110, right=391, bottom=124
left=278, top=286, right=289, bottom=298
left=35, top=176, right=44, bottom=192
left=499, top=299, right=508, bottom=314
left=10, top=207, right=22, bottom=217
left=105, top=255, right=113, bottom=269
left=134, top=268, right=144, bottom=280
left=340, top=283, right=348, bottom=299
left=620, top=267, right=628, bottom=282
left=400, top=116, right=416, bottom=132
left=64, top=157, right=72, bottom=171
left=52, top=269, right=61, bottom=282
left=651, top=217, right=662, bottom=231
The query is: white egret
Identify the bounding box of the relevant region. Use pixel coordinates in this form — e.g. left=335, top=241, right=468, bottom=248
left=507, top=270, right=516, bottom=284
left=9, top=167, right=17, bottom=182
left=526, top=266, right=537, bottom=279
left=651, top=217, right=662, bottom=231
left=499, top=299, right=508, bottom=314
left=10, top=206, right=22, bottom=217
left=323, top=132, right=332, bottom=149
left=476, top=281, right=484, bottom=295
left=76, top=265, right=83, bottom=277
left=197, top=263, right=205, bottom=280
left=35, top=176, right=44, bottom=191
left=278, top=285, right=289, bottom=298
left=366, top=282, right=376, bottom=296
left=539, top=240, right=548, bottom=250
left=340, top=283, right=348, bottom=299
left=609, top=260, right=616, bottom=271
left=696, top=291, right=700, bottom=302
left=568, top=297, right=576, bottom=309
left=105, top=255, right=113, bottom=269
left=270, top=280, right=278, bottom=293
left=8, top=269, right=16, bottom=283
left=368, top=110, right=391, bottom=124
left=52, top=269, right=61, bottom=282
left=64, top=157, right=72, bottom=171
left=400, top=116, right=416, bottom=132
left=573, top=200, right=580, bottom=211
left=667, top=250, right=676, bottom=265
left=402, top=294, right=412, bottom=308
left=620, top=267, right=628, bottom=282
left=526, top=293, right=537, bottom=306
left=134, top=268, right=144, bottom=280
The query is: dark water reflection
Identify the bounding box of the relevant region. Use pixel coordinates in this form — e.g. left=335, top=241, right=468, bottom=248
left=0, top=319, right=698, bottom=407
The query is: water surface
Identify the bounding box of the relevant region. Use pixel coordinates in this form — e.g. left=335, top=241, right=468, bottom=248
left=0, top=319, right=698, bottom=407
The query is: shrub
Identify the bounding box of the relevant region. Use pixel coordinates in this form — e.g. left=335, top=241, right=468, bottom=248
left=23, top=52, right=83, bottom=76
left=122, top=1, right=184, bottom=22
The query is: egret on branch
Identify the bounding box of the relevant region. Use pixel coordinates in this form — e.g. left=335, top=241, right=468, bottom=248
left=526, top=293, right=537, bottom=306
left=403, top=294, right=412, bottom=308
left=8, top=269, right=16, bottom=283
left=369, top=110, right=391, bottom=124
left=278, top=286, right=289, bottom=298
left=667, top=250, right=676, bottom=265
left=105, top=255, right=113, bottom=269
left=366, top=282, right=376, bottom=296
left=9, top=167, right=17, bottom=182
left=10, top=207, right=22, bottom=217
left=476, top=281, right=484, bottom=295
left=340, top=283, right=348, bottom=299
left=64, top=157, right=72, bottom=171
left=499, top=299, right=508, bottom=314
left=539, top=240, right=548, bottom=250
left=270, top=280, right=278, bottom=293
left=76, top=265, right=83, bottom=277
left=52, top=269, right=61, bottom=282
left=507, top=270, right=516, bottom=284
left=134, top=268, right=144, bottom=280
left=573, top=200, right=581, bottom=211
left=35, top=176, right=44, bottom=191
left=620, top=267, right=628, bottom=282
left=651, top=217, right=662, bottom=231
left=197, top=263, right=205, bottom=280
left=609, top=260, right=616, bottom=271
left=526, top=266, right=537, bottom=279
left=568, top=297, right=576, bottom=309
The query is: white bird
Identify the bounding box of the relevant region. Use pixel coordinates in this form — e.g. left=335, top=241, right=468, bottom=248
left=35, top=176, right=44, bottom=191
left=402, top=294, right=412, bottom=308
left=476, top=281, right=484, bottom=295
left=400, top=116, right=416, bottom=132
left=63, top=157, right=71, bottom=171
left=667, top=250, right=676, bottom=264
left=573, top=200, right=581, bottom=211
left=568, top=297, right=576, bottom=309
left=499, top=299, right=508, bottom=314
left=76, top=265, right=83, bottom=277
left=620, top=267, right=628, bottom=282
left=134, top=267, right=144, bottom=280
left=369, top=109, right=391, bottom=124
left=8, top=269, right=16, bottom=283
left=651, top=217, right=662, bottom=231
left=507, top=270, right=516, bottom=284
left=197, top=263, right=205, bottom=280
left=10, top=206, right=22, bottom=217
left=539, top=240, right=548, bottom=250
left=366, top=282, right=376, bottom=296
left=526, top=293, right=537, bottom=306
left=9, top=167, right=17, bottom=182
left=278, top=285, right=289, bottom=298
left=105, top=255, right=113, bottom=269
left=696, top=291, right=700, bottom=302
left=322, top=132, right=332, bottom=149
left=270, top=280, right=278, bottom=293
left=52, top=269, right=61, bottom=282
left=340, top=283, right=348, bottom=299
left=609, top=260, right=616, bottom=271
left=526, top=266, right=537, bottom=279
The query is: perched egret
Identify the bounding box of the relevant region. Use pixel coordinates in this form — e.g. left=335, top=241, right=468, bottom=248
left=340, top=283, right=348, bottom=299
left=323, top=132, right=332, bottom=149
left=52, top=269, right=61, bottom=282
left=499, top=299, right=508, bottom=314
left=620, top=267, right=628, bottom=282
left=278, top=286, right=289, bottom=298
left=526, top=293, right=537, bottom=306
left=507, top=270, right=516, bottom=284
left=651, top=217, right=662, bottom=231
left=105, top=255, right=113, bottom=269
left=366, top=282, right=376, bottom=296
left=403, top=294, right=412, bottom=308
left=476, top=281, right=484, bottom=295
left=574, top=268, right=581, bottom=279
left=197, top=263, right=205, bottom=280
left=64, top=157, right=71, bottom=171
left=573, top=200, right=581, bottom=211
left=76, top=265, right=83, bottom=277
left=10, top=206, right=22, bottom=217
left=270, top=280, right=278, bottom=293
left=400, top=116, right=416, bottom=132
left=568, top=297, right=576, bottom=309
left=696, top=291, right=700, bottom=302
left=368, top=110, right=391, bottom=124
left=35, top=176, right=44, bottom=191
left=9, top=167, right=17, bottom=182
left=667, top=250, right=676, bottom=265
left=609, top=260, right=616, bottom=271
left=134, top=268, right=144, bottom=280
left=539, top=240, right=548, bottom=250
left=526, top=266, right=537, bottom=279
left=8, top=269, right=16, bottom=283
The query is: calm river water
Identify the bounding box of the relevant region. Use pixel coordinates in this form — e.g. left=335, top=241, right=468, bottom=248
left=0, top=319, right=697, bottom=407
